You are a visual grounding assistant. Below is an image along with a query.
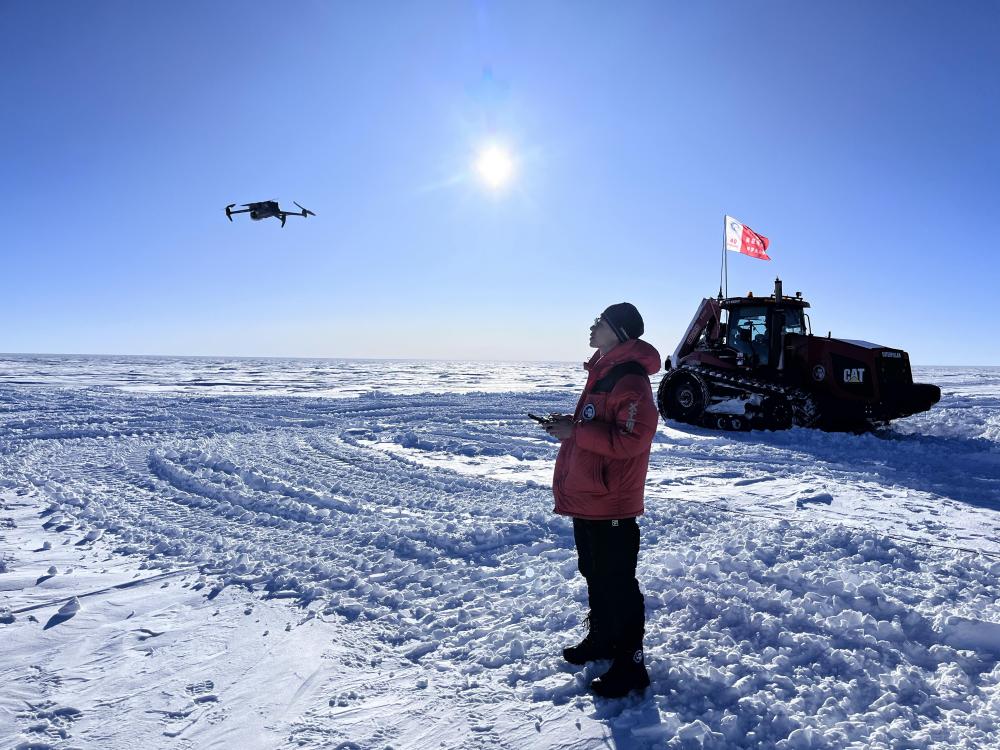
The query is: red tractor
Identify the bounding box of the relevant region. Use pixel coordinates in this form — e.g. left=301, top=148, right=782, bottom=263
left=657, top=278, right=941, bottom=432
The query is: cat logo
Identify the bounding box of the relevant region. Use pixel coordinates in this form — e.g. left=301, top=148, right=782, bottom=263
left=843, top=367, right=866, bottom=384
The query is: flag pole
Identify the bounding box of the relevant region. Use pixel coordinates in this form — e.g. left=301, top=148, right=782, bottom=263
left=721, top=215, right=728, bottom=299
left=720, top=216, right=725, bottom=299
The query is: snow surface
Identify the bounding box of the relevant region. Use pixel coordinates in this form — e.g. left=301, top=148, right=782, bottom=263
left=1, top=356, right=999, bottom=749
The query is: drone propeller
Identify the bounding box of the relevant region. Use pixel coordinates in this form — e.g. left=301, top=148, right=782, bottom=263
left=225, top=203, right=235, bottom=221
left=294, top=201, right=316, bottom=217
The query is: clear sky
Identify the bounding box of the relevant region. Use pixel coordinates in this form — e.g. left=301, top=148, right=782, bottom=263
left=2, top=1, right=997, bottom=364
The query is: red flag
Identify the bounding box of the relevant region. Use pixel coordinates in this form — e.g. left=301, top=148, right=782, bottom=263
left=725, top=215, right=771, bottom=260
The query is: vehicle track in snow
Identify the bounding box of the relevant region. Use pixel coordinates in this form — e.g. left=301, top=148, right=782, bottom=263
left=0, top=389, right=579, bottom=671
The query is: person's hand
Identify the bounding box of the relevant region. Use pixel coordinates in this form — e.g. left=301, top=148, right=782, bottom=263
left=543, top=414, right=574, bottom=441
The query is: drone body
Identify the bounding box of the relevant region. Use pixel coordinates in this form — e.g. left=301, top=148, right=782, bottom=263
left=225, top=200, right=315, bottom=227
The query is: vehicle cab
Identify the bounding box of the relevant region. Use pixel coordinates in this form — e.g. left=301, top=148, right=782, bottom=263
left=723, top=290, right=809, bottom=368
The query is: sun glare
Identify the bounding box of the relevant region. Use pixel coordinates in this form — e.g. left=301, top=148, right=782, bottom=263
left=474, top=144, right=515, bottom=190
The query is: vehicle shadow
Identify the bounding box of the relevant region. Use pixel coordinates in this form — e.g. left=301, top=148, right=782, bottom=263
left=659, top=422, right=1000, bottom=513
left=751, top=428, right=999, bottom=512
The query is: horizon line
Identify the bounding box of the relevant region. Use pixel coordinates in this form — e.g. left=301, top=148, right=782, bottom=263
left=0, top=351, right=580, bottom=365
left=0, top=351, right=995, bottom=368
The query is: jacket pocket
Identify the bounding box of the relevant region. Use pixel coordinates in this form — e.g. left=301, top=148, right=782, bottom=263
left=562, top=443, right=609, bottom=495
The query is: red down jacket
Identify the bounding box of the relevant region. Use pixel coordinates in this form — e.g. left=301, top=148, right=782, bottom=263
left=553, top=338, right=661, bottom=520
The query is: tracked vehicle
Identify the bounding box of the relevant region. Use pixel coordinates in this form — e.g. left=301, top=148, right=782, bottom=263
left=658, top=278, right=940, bottom=432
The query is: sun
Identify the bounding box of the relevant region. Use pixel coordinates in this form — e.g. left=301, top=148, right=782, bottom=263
left=474, top=144, right=515, bottom=190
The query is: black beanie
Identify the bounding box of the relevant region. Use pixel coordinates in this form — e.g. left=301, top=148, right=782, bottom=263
left=601, top=302, right=644, bottom=342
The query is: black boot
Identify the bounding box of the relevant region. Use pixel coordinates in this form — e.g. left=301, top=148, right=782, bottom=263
left=590, top=647, right=650, bottom=698
left=562, top=615, right=614, bottom=665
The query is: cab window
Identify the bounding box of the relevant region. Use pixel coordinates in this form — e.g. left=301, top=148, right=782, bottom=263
left=783, top=308, right=805, bottom=335
left=727, top=306, right=769, bottom=364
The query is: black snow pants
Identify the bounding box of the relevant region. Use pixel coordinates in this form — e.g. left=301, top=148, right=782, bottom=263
left=573, top=517, right=645, bottom=652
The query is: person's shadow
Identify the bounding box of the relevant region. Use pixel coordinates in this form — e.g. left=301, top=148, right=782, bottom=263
left=592, top=690, right=663, bottom=748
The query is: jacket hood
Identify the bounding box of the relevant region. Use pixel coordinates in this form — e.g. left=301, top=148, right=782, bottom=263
left=585, top=338, right=662, bottom=378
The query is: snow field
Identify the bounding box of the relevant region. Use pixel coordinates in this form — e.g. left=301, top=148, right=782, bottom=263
left=2, top=363, right=999, bottom=748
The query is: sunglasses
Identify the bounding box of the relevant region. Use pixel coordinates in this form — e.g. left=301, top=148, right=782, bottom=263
left=593, top=315, right=626, bottom=341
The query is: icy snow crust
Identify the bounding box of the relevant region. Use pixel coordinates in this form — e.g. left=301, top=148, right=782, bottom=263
left=1, top=358, right=999, bottom=749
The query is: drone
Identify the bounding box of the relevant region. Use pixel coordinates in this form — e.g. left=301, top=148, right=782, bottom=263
left=225, top=200, right=316, bottom=227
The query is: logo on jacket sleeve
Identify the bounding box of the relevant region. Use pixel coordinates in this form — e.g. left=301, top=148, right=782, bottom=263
left=625, top=401, right=638, bottom=432
left=582, top=403, right=596, bottom=421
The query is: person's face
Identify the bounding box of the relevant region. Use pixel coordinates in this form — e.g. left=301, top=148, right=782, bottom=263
left=589, top=316, right=620, bottom=352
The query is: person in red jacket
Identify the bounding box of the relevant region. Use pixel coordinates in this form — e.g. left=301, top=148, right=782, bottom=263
left=542, top=302, right=660, bottom=698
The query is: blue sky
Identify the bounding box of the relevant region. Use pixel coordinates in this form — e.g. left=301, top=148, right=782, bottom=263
left=2, top=1, right=997, bottom=364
